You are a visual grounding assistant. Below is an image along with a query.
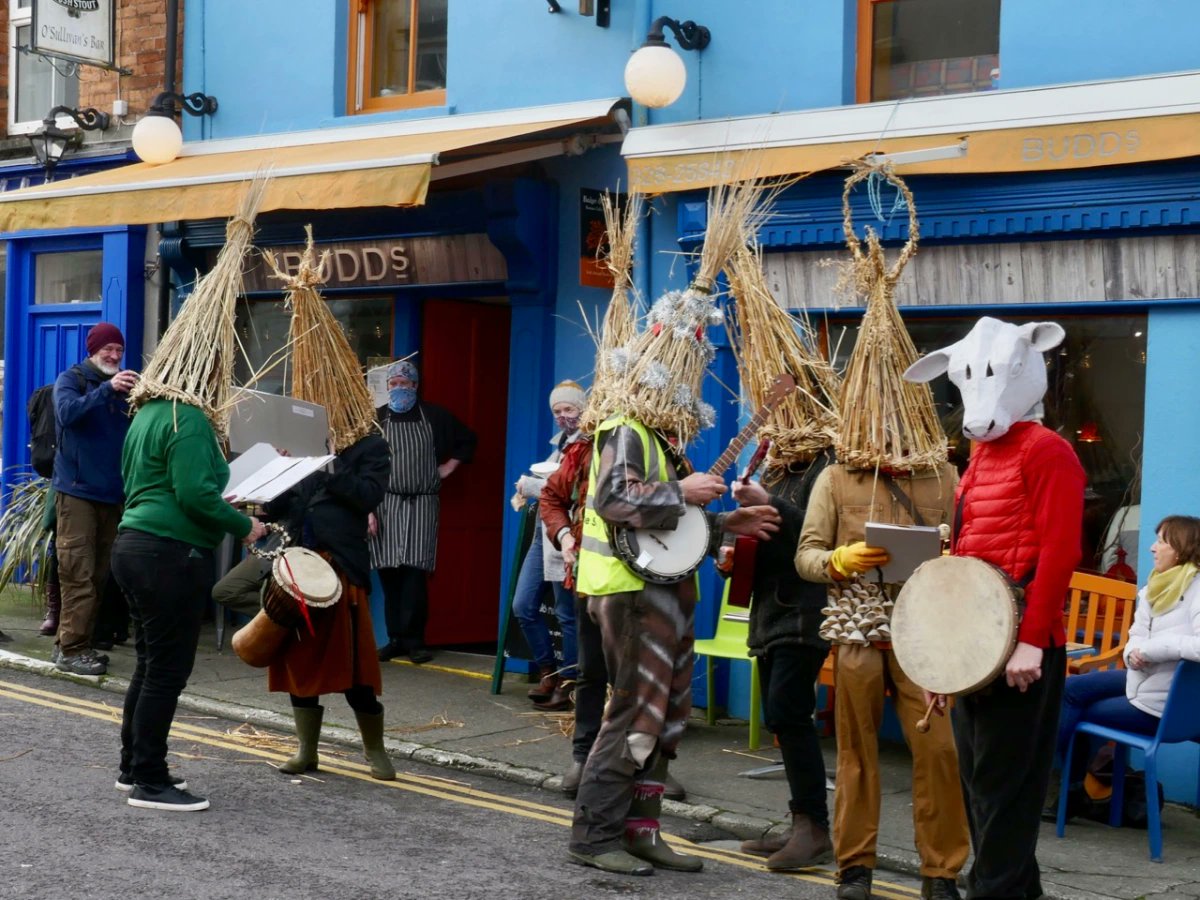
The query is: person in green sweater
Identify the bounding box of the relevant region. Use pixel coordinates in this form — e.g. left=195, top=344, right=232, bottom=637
left=112, top=398, right=267, bottom=812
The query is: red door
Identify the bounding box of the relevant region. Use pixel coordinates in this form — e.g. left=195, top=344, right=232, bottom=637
left=419, top=299, right=511, bottom=646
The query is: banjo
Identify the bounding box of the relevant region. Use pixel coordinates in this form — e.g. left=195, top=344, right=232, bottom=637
left=610, top=374, right=796, bottom=584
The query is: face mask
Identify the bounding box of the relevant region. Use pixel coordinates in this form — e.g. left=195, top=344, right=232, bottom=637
left=555, top=413, right=581, bottom=433
left=388, top=386, right=417, bottom=414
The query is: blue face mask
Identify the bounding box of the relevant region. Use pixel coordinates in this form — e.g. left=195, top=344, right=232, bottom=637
left=388, top=386, right=417, bottom=413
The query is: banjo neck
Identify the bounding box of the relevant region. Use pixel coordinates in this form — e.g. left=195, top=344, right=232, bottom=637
left=704, top=374, right=795, bottom=478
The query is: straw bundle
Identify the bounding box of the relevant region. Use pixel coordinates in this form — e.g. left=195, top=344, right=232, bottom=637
left=834, top=163, right=947, bottom=470
left=580, top=191, right=643, bottom=435
left=610, top=181, right=765, bottom=445
left=726, top=242, right=841, bottom=470
left=265, top=227, right=377, bottom=453
left=130, top=175, right=269, bottom=437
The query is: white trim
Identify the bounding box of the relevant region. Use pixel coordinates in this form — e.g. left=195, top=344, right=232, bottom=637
left=0, top=153, right=439, bottom=203
left=621, top=70, right=1200, bottom=159
left=179, top=97, right=624, bottom=157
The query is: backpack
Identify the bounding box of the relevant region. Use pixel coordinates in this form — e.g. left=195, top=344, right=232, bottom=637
left=27, top=368, right=86, bottom=479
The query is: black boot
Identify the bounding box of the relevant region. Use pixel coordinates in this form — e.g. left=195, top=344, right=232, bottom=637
left=279, top=706, right=323, bottom=774
left=921, top=876, right=962, bottom=900
left=621, top=758, right=703, bottom=872
left=837, top=866, right=873, bottom=900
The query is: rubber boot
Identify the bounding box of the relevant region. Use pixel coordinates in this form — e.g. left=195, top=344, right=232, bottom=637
left=567, top=849, right=654, bottom=876
left=278, top=706, right=323, bottom=774
left=765, top=811, right=833, bottom=870
left=39, top=579, right=61, bottom=637
left=621, top=759, right=703, bottom=872
left=354, top=709, right=396, bottom=781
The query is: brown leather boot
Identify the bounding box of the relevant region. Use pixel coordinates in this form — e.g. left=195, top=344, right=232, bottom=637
left=532, top=680, right=575, bottom=711
left=527, top=666, right=559, bottom=702
left=766, top=812, right=833, bottom=871
left=740, top=828, right=789, bottom=857
left=39, top=579, right=61, bottom=637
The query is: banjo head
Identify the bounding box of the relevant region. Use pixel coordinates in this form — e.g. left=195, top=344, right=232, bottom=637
left=272, top=548, right=342, bottom=607
left=614, top=504, right=710, bottom=584
left=891, top=555, right=1019, bottom=696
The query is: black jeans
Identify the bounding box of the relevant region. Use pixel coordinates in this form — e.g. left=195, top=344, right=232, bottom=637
left=758, top=643, right=831, bottom=828
left=377, top=565, right=429, bottom=651
left=112, top=530, right=214, bottom=786
left=953, top=645, right=1066, bottom=900
left=572, top=593, right=607, bottom=763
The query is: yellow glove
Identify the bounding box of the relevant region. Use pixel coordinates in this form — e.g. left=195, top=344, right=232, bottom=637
left=829, top=541, right=891, bottom=578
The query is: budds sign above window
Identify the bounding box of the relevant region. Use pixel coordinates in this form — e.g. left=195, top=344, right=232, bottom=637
left=32, top=0, right=115, bottom=68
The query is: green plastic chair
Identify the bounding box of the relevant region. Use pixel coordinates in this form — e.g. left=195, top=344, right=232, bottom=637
left=694, top=581, right=763, bottom=749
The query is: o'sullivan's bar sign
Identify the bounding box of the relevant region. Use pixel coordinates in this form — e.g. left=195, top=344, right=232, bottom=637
left=32, top=0, right=114, bottom=69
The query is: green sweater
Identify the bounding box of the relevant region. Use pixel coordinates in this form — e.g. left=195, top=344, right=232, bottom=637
left=120, top=399, right=251, bottom=549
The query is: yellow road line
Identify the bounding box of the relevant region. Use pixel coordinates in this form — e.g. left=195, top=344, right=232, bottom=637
left=0, top=678, right=921, bottom=896
left=384, top=659, right=491, bottom=680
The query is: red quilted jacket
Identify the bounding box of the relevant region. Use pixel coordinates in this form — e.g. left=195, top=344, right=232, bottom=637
left=953, top=422, right=1086, bottom=648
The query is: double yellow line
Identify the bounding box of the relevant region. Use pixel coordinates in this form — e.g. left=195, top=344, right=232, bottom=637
left=0, top=677, right=919, bottom=897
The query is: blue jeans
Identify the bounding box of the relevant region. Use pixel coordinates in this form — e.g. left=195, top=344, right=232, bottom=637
left=1055, top=668, right=1160, bottom=777
left=512, top=523, right=576, bottom=678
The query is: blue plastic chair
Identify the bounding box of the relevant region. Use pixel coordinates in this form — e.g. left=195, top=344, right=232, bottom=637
left=1056, top=659, right=1200, bottom=861
left=694, top=581, right=762, bottom=750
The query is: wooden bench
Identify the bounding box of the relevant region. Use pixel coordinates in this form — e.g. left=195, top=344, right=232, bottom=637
left=813, top=569, right=1139, bottom=735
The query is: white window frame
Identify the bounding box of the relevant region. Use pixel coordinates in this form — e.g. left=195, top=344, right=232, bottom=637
left=8, top=0, right=82, bottom=135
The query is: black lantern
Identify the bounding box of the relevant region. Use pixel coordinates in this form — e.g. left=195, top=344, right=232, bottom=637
left=27, top=106, right=111, bottom=180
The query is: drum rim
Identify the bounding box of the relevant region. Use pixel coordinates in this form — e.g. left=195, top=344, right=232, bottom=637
left=272, top=548, right=343, bottom=607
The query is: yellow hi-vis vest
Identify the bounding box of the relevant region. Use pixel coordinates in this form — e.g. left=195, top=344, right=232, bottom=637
left=576, top=415, right=669, bottom=596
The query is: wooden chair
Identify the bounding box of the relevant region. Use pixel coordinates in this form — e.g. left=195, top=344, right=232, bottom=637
left=694, top=581, right=763, bottom=750
left=1063, top=571, right=1138, bottom=674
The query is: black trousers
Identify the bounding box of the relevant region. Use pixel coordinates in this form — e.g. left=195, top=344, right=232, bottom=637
left=758, top=643, right=831, bottom=829
left=953, top=645, right=1066, bottom=900
left=93, top=571, right=130, bottom=641
left=572, top=593, right=607, bottom=763
left=112, top=530, right=213, bottom=786
left=377, top=565, right=429, bottom=651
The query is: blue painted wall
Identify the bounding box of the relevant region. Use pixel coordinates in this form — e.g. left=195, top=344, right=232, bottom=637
left=998, top=0, right=1200, bottom=90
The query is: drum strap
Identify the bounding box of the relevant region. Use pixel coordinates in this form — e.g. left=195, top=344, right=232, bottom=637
left=880, top=473, right=926, bottom=527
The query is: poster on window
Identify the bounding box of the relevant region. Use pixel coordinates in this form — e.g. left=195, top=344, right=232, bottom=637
left=32, top=0, right=115, bottom=69
left=579, top=188, right=626, bottom=289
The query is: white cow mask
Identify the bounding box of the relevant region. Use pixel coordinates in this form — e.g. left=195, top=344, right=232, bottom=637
left=902, top=317, right=1065, bottom=443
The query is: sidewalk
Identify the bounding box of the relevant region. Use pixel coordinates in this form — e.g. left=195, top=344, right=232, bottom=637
left=2, top=594, right=1197, bottom=900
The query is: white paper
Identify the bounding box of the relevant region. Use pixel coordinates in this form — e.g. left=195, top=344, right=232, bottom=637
left=367, top=364, right=392, bottom=408
left=224, top=442, right=335, bottom=504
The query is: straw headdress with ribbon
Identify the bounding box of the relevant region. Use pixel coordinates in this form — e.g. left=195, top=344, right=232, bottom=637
left=726, top=239, right=841, bottom=473
left=580, top=190, right=644, bottom=435
left=129, top=175, right=269, bottom=437
left=834, top=163, right=946, bottom=471
left=606, top=181, right=763, bottom=446
left=265, top=226, right=378, bottom=454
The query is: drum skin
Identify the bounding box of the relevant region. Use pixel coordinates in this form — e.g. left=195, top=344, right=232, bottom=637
left=891, top=555, right=1019, bottom=695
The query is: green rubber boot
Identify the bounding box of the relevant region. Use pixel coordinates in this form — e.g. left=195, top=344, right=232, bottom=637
left=354, top=709, right=396, bottom=781
left=567, top=849, right=654, bottom=876
left=278, top=705, right=323, bottom=774
left=621, top=758, right=703, bottom=872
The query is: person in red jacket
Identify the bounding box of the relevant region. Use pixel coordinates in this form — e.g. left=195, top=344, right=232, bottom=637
left=905, top=317, right=1086, bottom=900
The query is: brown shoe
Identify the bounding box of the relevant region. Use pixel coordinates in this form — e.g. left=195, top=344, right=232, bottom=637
left=740, top=829, right=789, bottom=857
left=532, top=680, right=575, bottom=711
left=766, top=813, right=833, bottom=871
left=527, top=666, right=559, bottom=702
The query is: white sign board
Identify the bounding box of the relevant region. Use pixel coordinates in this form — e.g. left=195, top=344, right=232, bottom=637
left=33, top=0, right=115, bottom=69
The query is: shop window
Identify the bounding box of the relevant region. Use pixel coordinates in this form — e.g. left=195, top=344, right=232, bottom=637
left=825, top=312, right=1146, bottom=574
left=347, top=0, right=448, bottom=114
left=856, top=0, right=1000, bottom=103
left=235, top=296, right=394, bottom=395
left=8, top=0, right=81, bottom=134
left=33, top=249, right=103, bottom=304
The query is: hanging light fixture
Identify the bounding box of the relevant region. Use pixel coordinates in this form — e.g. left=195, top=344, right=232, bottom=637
left=624, top=16, right=711, bottom=109
left=131, top=90, right=219, bottom=165
left=27, top=106, right=111, bottom=180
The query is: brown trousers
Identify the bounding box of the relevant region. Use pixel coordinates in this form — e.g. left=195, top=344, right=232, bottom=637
left=55, top=492, right=122, bottom=655
left=833, top=643, right=970, bottom=878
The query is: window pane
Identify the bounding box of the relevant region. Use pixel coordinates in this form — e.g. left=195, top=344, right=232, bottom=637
left=34, top=250, right=103, bottom=304
left=870, top=0, right=1000, bottom=101
left=14, top=24, right=80, bottom=123
left=235, top=297, right=394, bottom=395
left=415, top=0, right=448, bottom=92
left=371, top=0, right=412, bottom=97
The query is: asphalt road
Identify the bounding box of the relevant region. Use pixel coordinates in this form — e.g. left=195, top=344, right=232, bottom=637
left=0, top=669, right=924, bottom=900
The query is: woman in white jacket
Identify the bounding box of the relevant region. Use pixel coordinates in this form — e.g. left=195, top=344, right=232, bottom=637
left=1054, top=514, right=1200, bottom=782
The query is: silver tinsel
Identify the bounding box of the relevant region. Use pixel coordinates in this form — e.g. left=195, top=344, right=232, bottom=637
left=638, top=361, right=671, bottom=390
left=695, top=400, right=716, bottom=430
left=607, top=347, right=636, bottom=373
left=672, top=384, right=694, bottom=408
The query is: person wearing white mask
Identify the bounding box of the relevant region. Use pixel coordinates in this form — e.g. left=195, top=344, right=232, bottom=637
left=370, top=359, right=476, bottom=664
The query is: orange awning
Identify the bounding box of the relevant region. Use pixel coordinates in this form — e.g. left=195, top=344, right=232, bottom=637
left=0, top=98, right=623, bottom=232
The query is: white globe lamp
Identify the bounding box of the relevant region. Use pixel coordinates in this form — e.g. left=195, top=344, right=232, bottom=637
left=625, top=43, right=687, bottom=109
left=132, top=114, right=184, bottom=165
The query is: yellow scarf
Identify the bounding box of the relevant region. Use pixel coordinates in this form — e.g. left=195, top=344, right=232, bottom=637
left=1146, top=562, right=1199, bottom=616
